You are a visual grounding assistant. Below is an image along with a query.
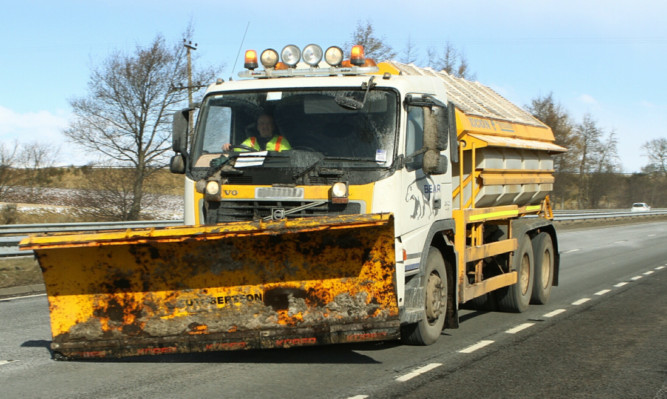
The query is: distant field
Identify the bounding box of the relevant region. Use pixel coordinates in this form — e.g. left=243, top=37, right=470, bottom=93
left=1, top=167, right=185, bottom=223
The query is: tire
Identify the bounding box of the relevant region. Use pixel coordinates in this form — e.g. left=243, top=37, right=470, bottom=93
left=468, top=292, right=497, bottom=311
left=401, top=247, right=448, bottom=345
left=497, top=234, right=534, bottom=313
left=530, top=232, right=554, bottom=305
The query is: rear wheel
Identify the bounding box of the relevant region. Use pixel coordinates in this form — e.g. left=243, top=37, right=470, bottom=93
left=401, top=247, right=447, bottom=345
left=530, top=232, right=554, bottom=304
left=497, top=234, right=534, bottom=312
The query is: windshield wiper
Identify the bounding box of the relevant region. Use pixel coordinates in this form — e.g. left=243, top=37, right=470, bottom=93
left=335, top=76, right=377, bottom=110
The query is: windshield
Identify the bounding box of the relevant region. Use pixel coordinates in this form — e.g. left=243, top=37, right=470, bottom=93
left=191, top=88, right=398, bottom=169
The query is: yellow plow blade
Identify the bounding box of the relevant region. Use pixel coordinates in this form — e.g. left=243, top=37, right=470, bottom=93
left=20, top=214, right=399, bottom=359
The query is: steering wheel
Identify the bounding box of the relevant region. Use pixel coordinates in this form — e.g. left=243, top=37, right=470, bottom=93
left=223, top=144, right=256, bottom=154
left=293, top=146, right=319, bottom=152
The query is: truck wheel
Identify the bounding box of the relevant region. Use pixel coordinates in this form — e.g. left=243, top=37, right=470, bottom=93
left=401, top=247, right=447, bottom=345
left=497, top=234, right=534, bottom=313
left=530, top=232, right=554, bottom=304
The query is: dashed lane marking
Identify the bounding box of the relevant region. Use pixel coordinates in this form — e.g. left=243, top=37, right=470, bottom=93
left=505, top=322, right=535, bottom=334
left=631, top=275, right=643, bottom=281
left=0, top=360, right=13, bottom=367
left=614, top=282, right=629, bottom=287
left=656, top=266, right=665, bottom=270
left=543, top=309, right=567, bottom=318
left=563, top=249, right=580, bottom=254
left=396, top=363, right=442, bottom=382
left=572, top=298, right=591, bottom=305
left=458, top=340, right=494, bottom=354
left=346, top=395, right=368, bottom=399
left=595, top=289, right=611, bottom=296
left=643, top=271, right=655, bottom=275
left=0, top=293, right=46, bottom=302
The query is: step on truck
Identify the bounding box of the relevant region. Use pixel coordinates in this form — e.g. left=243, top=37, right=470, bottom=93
left=21, top=44, right=567, bottom=359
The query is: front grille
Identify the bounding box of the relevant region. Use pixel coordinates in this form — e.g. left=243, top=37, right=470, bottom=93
left=215, top=200, right=361, bottom=222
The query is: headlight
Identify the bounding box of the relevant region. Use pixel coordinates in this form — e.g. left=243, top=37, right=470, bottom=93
left=281, top=45, right=301, bottom=67
left=302, top=44, right=323, bottom=66
left=205, top=181, right=220, bottom=196
left=260, top=48, right=279, bottom=68
left=325, top=46, right=344, bottom=66
left=331, top=181, right=349, bottom=204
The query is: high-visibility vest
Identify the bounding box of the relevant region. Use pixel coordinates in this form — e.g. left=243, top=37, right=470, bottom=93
left=240, top=135, right=291, bottom=152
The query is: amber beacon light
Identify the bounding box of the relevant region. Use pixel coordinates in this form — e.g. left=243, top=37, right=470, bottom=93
left=244, top=50, right=258, bottom=70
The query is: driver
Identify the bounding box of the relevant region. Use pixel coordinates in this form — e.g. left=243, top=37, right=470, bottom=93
left=222, top=113, right=291, bottom=152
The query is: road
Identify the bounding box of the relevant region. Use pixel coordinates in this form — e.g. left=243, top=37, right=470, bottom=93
left=0, top=222, right=665, bottom=398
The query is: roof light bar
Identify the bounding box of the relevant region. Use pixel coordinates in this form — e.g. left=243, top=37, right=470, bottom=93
left=281, top=45, right=301, bottom=68
left=302, top=44, right=323, bottom=67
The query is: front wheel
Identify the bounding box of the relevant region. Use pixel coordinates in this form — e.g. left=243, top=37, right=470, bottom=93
left=401, top=247, right=447, bottom=345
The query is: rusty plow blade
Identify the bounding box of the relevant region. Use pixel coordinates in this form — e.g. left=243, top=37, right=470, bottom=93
left=20, top=214, right=399, bottom=359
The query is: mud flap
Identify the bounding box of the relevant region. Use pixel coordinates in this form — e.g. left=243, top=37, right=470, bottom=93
left=20, top=214, right=399, bottom=359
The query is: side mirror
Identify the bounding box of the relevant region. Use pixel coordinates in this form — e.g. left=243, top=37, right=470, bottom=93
left=423, top=149, right=448, bottom=175
left=172, top=108, right=191, bottom=154
left=422, top=105, right=449, bottom=175
left=169, top=154, right=186, bottom=174
left=423, top=106, right=448, bottom=151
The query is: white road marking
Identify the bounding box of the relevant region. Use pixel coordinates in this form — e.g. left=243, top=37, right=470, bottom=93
left=0, top=293, right=46, bottom=302
left=613, top=240, right=627, bottom=244
left=396, top=363, right=442, bottom=382
left=614, top=282, right=628, bottom=287
left=643, top=270, right=655, bottom=275
left=505, top=323, right=535, bottom=334
left=563, top=249, right=580, bottom=254
left=656, top=266, right=665, bottom=270
left=595, top=289, right=611, bottom=296
left=0, top=360, right=12, bottom=367
left=543, top=309, right=567, bottom=318
left=647, top=234, right=656, bottom=237
left=347, top=396, right=368, bottom=399
left=631, top=275, right=643, bottom=281
left=458, top=340, right=494, bottom=354
left=572, top=298, right=591, bottom=305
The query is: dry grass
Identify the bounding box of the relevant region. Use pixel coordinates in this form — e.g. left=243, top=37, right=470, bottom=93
left=0, top=257, right=43, bottom=289
left=27, top=166, right=185, bottom=196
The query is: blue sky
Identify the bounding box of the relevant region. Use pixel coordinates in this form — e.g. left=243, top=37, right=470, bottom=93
left=2, top=0, right=666, bottom=172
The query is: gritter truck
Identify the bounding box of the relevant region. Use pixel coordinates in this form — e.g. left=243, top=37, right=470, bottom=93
left=21, top=44, right=567, bottom=359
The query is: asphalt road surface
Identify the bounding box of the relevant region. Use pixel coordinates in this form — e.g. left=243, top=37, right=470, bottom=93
left=1, top=221, right=665, bottom=398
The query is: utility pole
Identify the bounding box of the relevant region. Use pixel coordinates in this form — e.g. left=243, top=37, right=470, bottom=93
left=183, top=39, right=197, bottom=139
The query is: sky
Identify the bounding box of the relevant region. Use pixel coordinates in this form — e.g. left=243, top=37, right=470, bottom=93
left=2, top=0, right=666, bottom=172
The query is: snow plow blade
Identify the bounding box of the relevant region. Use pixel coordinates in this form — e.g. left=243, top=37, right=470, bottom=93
left=20, top=214, right=399, bottom=359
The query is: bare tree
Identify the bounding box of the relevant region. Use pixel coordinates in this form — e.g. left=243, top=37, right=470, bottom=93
left=0, top=141, right=20, bottom=201
left=572, top=114, right=620, bottom=208
left=641, top=138, right=667, bottom=174
left=401, top=35, right=419, bottom=64
left=346, top=20, right=397, bottom=61
left=70, top=165, right=165, bottom=221
left=16, top=142, right=61, bottom=199
left=527, top=93, right=578, bottom=173
left=526, top=94, right=578, bottom=208
left=427, top=42, right=476, bottom=79
left=0, top=141, right=59, bottom=203
left=64, top=30, right=217, bottom=220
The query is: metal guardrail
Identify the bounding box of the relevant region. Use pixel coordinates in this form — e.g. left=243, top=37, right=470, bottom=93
left=1, top=210, right=666, bottom=258
left=0, top=220, right=183, bottom=257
